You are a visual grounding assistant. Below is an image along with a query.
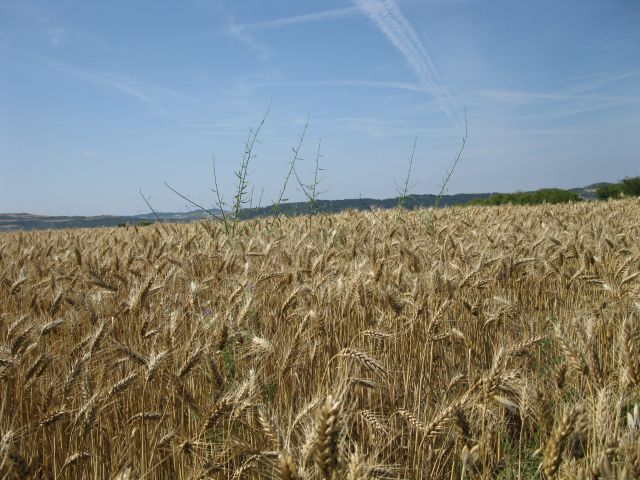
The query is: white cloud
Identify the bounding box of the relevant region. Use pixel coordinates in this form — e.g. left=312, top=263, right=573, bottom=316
left=238, top=78, right=423, bottom=92
left=225, top=16, right=272, bottom=61
left=304, top=79, right=422, bottom=91
left=467, top=70, right=640, bottom=119
left=241, top=6, right=359, bottom=31
left=237, top=1, right=476, bottom=32
left=0, top=1, right=68, bottom=47
left=43, top=58, right=189, bottom=114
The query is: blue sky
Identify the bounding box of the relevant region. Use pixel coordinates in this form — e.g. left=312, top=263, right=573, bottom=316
left=1, top=0, right=639, bottom=215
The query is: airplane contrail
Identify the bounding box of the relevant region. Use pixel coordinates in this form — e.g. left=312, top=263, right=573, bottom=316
left=354, top=0, right=458, bottom=118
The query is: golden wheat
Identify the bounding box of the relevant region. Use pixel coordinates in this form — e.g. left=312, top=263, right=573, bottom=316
left=0, top=198, right=639, bottom=478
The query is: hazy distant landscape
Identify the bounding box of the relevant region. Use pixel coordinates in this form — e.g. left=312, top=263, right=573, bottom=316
left=0, top=183, right=605, bottom=232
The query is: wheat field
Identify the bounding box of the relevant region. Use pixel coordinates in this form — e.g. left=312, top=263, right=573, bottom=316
left=1, top=199, right=639, bottom=479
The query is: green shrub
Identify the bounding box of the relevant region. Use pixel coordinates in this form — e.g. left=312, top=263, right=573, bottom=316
left=620, top=176, right=640, bottom=196
left=596, top=184, right=623, bottom=200
left=471, top=188, right=581, bottom=206
left=596, top=176, right=640, bottom=200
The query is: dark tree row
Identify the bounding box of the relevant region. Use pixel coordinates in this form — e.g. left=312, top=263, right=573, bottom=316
left=596, top=176, right=640, bottom=200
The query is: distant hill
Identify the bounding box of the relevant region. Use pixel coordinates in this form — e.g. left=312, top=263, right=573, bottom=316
left=567, top=182, right=612, bottom=200
left=238, top=192, right=496, bottom=219
left=0, top=183, right=610, bottom=232
left=0, top=211, right=215, bottom=232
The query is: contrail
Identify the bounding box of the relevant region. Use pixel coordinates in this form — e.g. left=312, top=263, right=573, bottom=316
left=242, top=6, right=359, bottom=31
left=353, top=0, right=457, bottom=118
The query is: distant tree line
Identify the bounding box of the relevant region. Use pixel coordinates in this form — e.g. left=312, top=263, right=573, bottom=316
left=596, top=176, right=640, bottom=200
left=469, top=188, right=582, bottom=206
left=467, top=176, right=640, bottom=207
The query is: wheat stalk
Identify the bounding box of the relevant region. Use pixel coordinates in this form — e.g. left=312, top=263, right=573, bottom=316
left=314, top=395, right=342, bottom=479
